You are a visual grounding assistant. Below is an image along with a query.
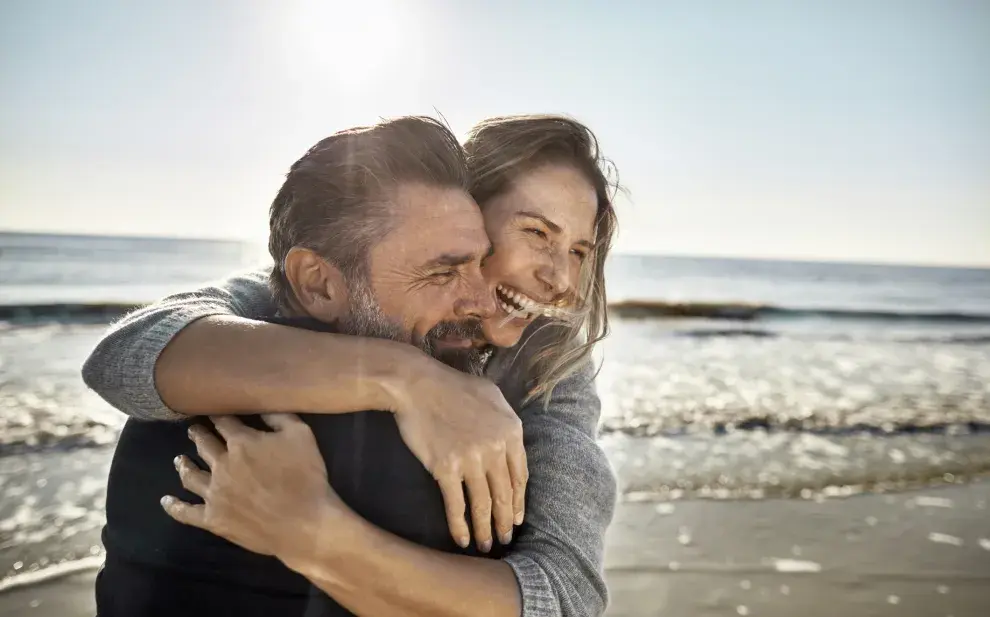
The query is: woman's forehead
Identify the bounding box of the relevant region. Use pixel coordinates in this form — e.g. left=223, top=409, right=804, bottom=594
left=504, top=164, right=598, bottom=237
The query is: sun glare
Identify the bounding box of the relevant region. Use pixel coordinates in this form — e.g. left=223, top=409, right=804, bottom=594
left=279, top=0, right=406, bottom=90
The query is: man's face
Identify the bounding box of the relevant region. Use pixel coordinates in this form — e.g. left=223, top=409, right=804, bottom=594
left=339, top=182, right=496, bottom=374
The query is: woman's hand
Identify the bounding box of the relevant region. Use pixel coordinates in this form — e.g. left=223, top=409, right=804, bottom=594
left=161, top=415, right=342, bottom=560
left=387, top=358, right=528, bottom=553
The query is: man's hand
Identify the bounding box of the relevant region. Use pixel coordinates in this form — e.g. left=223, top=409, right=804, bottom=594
left=161, top=415, right=342, bottom=560
left=388, top=361, right=528, bottom=553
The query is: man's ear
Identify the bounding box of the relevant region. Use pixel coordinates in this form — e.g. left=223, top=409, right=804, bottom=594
left=283, top=247, right=349, bottom=320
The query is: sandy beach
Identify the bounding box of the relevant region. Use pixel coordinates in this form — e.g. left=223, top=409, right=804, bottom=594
left=2, top=477, right=988, bottom=617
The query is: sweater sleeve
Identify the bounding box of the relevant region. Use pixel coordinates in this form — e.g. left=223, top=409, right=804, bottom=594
left=81, top=268, right=276, bottom=421
left=503, top=364, right=617, bottom=617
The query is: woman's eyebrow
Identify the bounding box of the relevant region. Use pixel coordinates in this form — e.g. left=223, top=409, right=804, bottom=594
left=514, top=210, right=562, bottom=234
left=514, top=210, right=595, bottom=249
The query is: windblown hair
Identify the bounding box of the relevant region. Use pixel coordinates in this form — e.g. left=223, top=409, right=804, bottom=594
left=464, top=114, right=621, bottom=406
left=268, top=116, right=469, bottom=310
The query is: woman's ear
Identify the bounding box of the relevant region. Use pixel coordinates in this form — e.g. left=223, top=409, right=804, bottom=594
left=283, top=247, right=349, bottom=320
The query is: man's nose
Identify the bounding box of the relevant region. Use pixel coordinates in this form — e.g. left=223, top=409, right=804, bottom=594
left=535, top=253, right=570, bottom=297
left=455, top=274, right=496, bottom=320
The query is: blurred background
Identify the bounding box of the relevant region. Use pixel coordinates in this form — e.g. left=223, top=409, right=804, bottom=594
left=1, top=1, right=988, bottom=615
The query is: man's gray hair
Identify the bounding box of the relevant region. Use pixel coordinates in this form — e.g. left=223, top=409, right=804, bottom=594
left=268, top=116, right=470, bottom=309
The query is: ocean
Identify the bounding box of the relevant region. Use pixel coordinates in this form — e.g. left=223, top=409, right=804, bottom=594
left=2, top=231, right=990, bottom=581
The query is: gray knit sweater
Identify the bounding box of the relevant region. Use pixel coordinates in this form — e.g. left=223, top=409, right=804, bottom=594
left=81, top=269, right=617, bottom=617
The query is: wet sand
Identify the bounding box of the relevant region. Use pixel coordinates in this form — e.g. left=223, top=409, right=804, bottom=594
left=605, top=482, right=990, bottom=616
left=2, top=480, right=988, bottom=617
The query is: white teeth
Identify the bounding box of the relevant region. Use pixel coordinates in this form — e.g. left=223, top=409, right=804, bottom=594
left=496, top=286, right=532, bottom=320
left=499, top=285, right=535, bottom=308
left=496, top=284, right=567, bottom=320
left=498, top=297, right=530, bottom=320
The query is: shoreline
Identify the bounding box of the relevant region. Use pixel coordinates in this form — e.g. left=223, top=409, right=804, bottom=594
left=3, top=481, right=989, bottom=616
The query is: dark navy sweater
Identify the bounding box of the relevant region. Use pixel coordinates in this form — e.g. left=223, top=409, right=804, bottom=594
left=96, top=316, right=502, bottom=617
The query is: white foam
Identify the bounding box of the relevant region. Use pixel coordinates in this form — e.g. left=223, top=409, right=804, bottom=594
left=0, top=556, right=104, bottom=592
left=654, top=503, right=675, bottom=515
left=770, top=558, right=822, bottom=573
left=913, top=496, right=954, bottom=508
left=928, top=532, right=964, bottom=547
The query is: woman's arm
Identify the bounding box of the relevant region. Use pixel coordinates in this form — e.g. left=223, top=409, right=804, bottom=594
left=81, top=268, right=276, bottom=420
left=81, top=268, right=420, bottom=420
left=502, top=364, right=615, bottom=616
left=81, top=268, right=418, bottom=419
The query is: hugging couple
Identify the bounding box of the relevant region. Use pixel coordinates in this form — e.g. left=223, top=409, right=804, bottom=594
left=84, top=113, right=622, bottom=617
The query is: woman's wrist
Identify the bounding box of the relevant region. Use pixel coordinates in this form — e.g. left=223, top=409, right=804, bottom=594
left=296, top=332, right=423, bottom=414
left=379, top=343, right=447, bottom=415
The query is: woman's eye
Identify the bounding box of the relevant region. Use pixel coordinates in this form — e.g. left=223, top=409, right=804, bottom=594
left=526, top=228, right=548, bottom=239
left=571, top=249, right=588, bottom=262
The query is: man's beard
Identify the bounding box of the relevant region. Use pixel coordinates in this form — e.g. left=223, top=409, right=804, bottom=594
left=338, top=278, right=489, bottom=376
left=418, top=320, right=490, bottom=376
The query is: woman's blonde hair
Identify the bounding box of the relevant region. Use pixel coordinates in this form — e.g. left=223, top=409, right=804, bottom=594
left=464, top=114, right=620, bottom=406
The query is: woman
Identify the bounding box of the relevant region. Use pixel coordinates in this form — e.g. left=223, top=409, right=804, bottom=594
left=83, top=114, right=620, bottom=617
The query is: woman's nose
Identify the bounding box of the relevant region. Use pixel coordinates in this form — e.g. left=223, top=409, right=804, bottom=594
left=535, top=253, right=570, bottom=297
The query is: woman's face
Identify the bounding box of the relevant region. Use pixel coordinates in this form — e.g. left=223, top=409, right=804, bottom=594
left=480, top=163, right=599, bottom=348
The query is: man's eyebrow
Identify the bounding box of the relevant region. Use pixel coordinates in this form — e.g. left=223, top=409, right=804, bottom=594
left=515, top=210, right=596, bottom=250
left=422, top=245, right=492, bottom=269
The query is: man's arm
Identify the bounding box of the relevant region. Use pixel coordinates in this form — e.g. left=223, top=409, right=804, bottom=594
left=289, top=515, right=523, bottom=617
left=167, top=416, right=523, bottom=617
left=167, top=364, right=616, bottom=617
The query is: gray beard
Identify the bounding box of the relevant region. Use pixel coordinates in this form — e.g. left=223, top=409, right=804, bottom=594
left=339, top=278, right=488, bottom=376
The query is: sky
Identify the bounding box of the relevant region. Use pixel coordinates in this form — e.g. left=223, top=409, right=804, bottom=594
left=1, top=0, right=988, bottom=266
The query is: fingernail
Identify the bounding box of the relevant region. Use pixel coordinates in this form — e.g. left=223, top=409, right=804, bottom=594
left=481, top=539, right=492, bottom=553
left=500, top=530, right=513, bottom=545
left=514, top=512, right=524, bottom=525
left=457, top=536, right=470, bottom=549
left=160, top=495, right=174, bottom=508
left=187, top=425, right=197, bottom=438
left=173, top=455, right=182, bottom=469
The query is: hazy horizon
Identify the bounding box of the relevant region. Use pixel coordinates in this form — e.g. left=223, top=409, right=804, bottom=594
left=2, top=1, right=988, bottom=267
left=3, top=227, right=989, bottom=271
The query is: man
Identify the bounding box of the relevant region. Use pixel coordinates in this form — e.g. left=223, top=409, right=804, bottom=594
left=96, top=117, right=519, bottom=616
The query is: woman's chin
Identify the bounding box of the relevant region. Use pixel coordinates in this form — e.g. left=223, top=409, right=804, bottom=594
left=482, top=320, right=527, bottom=349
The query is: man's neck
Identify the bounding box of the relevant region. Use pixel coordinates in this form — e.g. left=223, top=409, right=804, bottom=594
left=269, top=313, right=341, bottom=335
